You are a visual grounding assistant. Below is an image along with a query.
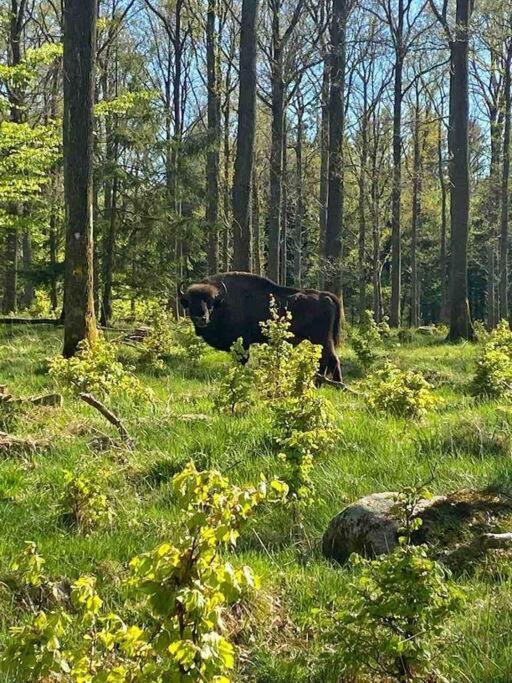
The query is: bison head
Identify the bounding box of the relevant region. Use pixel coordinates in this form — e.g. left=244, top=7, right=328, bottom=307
left=179, top=280, right=227, bottom=328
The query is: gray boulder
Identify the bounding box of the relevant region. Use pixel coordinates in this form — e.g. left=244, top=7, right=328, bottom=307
left=322, top=491, right=445, bottom=564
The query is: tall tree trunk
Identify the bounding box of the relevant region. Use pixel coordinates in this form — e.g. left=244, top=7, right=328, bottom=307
left=2, top=229, right=18, bottom=314
left=447, top=0, right=474, bottom=341
left=437, top=117, right=449, bottom=324
left=358, top=106, right=368, bottom=320
left=280, top=119, right=288, bottom=284
left=389, top=7, right=404, bottom=327
left=499, top=36, right=512, bottom=321
left=62, top=0, right=98, bottom=356
left=206, top=0, right=220, bottom=274
left=486, top=105, right=501, bottom=329
left=232, top=0, right=258, bottom=271
left=268, top=1, right=284, bottom=282
left=21, top=230, right=34, bottom=309
left=49, top=209, right=58, bottom=312
left=410, top=97, right=421, bottom=328
left=371, top=118, right=382, bottom=323
left=319, top=60, right=330, bottom=288
left=101, top=171, right=117, bottom=327
left=253, top=170, right=262, bottom=275
left=324, top=0, right=347, bottom=321
left=293, top=103, right=304, bottom=287
left=222, top=49, right=233, bottom=272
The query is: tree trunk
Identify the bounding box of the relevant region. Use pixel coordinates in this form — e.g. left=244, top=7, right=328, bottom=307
left=49, top=209, right=58, bottom=312
left=293, top=103, right=304, bottom=287
left=437, top=117, right=449, bottom=324
left=410, top=98, right=421, bottom=328
left=267, top=2, right=284, bottom=283
left=2, top=229, right=18, bottom=314
left=280, top=119, right=288, bottom=284
left=371, top=120, right=382, bottom=323
left=62, top=0, right=98, bottom=356
left=232, top=0, right=259, bottom=271
left=389, top=8, right=404, bottom=327
left=324, top=0, right=347, bottom=316
left=222, top=49, right=233, bottom=272
left=499, top=36, right=512, bottom=321
left=319, top=60, right=330, bottom=288
left=447, top=0, right=474, bottom=341
left=100, top=172, right=117, bottom=327
left=206, top=0, right=220, bottom=274
left=358, top=106, right=368, bottom=320
left=253, top=170, right=262, bottom=275
left=21, top=231, right=34, bottom=309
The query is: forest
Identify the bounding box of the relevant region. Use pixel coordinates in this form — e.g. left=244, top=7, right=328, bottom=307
left=1, top=0, right=512, bottom=681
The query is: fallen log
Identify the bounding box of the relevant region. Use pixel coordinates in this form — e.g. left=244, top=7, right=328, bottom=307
left=0, top=431, right=49, bottom=455
left=79, top=392, right=133, bottom=446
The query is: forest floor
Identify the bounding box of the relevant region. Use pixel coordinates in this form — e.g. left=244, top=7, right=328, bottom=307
left=1, top=325, right=512, bottom=682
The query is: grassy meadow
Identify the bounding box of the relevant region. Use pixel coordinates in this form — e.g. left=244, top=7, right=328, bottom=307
left=1, top=323, right=512, bottom=682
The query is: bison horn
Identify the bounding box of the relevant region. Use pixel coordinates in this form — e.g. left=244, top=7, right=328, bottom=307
left=217, top=281, right=228, bottom=299
left=178, top=280, right=187, bottom=296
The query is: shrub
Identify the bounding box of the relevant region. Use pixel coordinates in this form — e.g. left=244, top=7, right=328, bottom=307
left=352, top=309, right=383, bottom=371
left=214, top=337, right=254, bottom=415
left=473, top=320, right=512, bottom=399
left=48, top=335, right=144, bottom=399
left=62, top=470, right=115, bottom=533
left=139, top=304, right=175, bottom=370
left=27, top=289, right=53, bottom=318
left=250, top=297, right=295, bottom=400
left=172, top=317, right=207, bottom=365
left=315, top=488, right=464, bottom=682
left=2, top=463, right=288, bottom=682
left=273, top=393, right=338, bottom=502
left=367, top=363, right=436, bottom=418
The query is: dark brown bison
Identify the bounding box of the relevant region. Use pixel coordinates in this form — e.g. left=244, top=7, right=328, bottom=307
left=179, top=272, right=342, bottom=381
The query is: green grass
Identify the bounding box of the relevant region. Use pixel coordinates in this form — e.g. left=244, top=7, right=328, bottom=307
left=1, top=325, right=512, bottom=681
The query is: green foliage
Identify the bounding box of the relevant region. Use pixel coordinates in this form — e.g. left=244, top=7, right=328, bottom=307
left=173, top=318, right=207, bottom=365
left=26, top=289, right=53, bottom=318
left=214, top=338, right=254, bottom=416
left=48, top=335, right=144, bottom=399
left=367, top=363, right=436, bottom=418
left=2, top=464, right=287, bottom=682
left=62, top=470, right=115, bottom=533
left=352, top=310, right=383, bottom=371
left=251, top=298, right=296, bottom=400
left=473, top=319, right=490, bottom=344
left=315, top=489, right=464, bottom=682
left=0, top=121, right=60, bottom=231
left=273, top=393, right=338, bottom=502
left=10, top=541, right=46, bottom=589
left=473, top=320, right=512, bottom=399
left=139, top=305, right=175, bottom=370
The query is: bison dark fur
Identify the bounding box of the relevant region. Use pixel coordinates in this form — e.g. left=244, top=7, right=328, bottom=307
left=179, top=272, right=342, bottom=381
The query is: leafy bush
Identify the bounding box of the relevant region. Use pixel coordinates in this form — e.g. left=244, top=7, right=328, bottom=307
left=48, top=335, right=144, bottom=399
left=139, top=304, right=175, bottom=370
left=315, top=488, right=464, bottom=682
left=473, top=319, right=490, bottom=343
left=27, top=289, right=53, bottom=318
left=250, top=298, right=296, bottom=400
left=473, top=320, right=512, bottom=399
left=62, top=470, right=115, bottom=533
left=367, top=363, right=436, bottom=418
left=214, top=338, right=254, bottom=415
left=352, top=309, right=383, bottom=371
left=2, top=464, right=288, bottom=682
left=172, top=317, right=207, bottom=365
left=273, top=393, right=338, bottom=502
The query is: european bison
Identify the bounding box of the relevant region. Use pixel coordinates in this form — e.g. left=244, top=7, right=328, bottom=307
left=179, top=272, right=342, bottom=381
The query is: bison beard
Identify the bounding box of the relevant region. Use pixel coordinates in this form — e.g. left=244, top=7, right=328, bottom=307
left=179, top=272, right=342, bottom=381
